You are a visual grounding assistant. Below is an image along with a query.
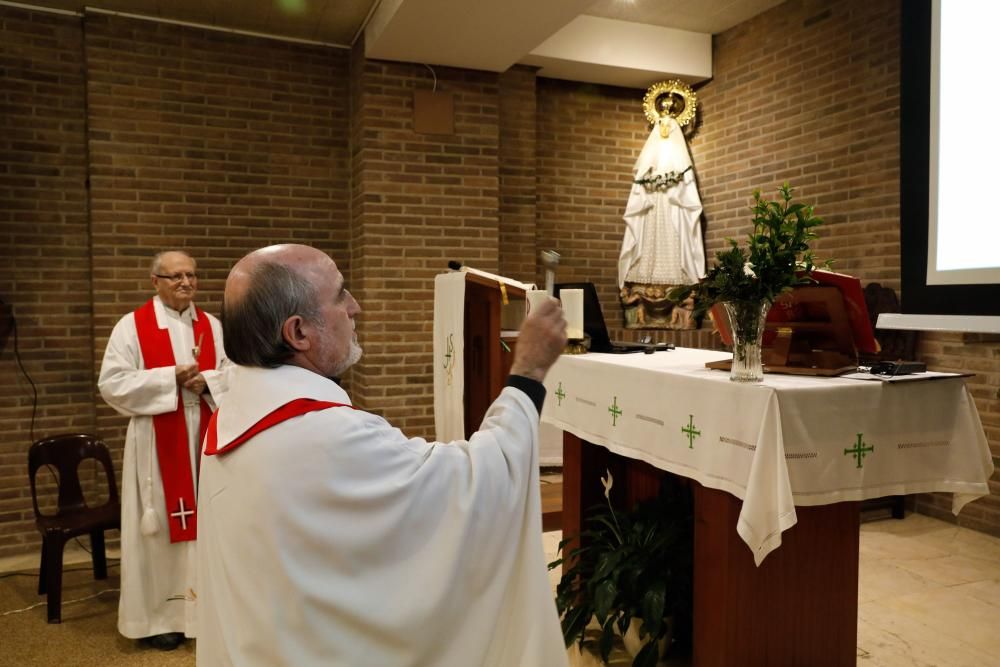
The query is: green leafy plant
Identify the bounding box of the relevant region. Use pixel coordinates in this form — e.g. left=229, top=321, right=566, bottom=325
left=548, top=472, right=692, bottom=667
left=667, top=183, right=829, bottom=319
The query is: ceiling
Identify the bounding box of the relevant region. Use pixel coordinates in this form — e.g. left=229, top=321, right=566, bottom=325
left=14, top=0, right=786, bottom=87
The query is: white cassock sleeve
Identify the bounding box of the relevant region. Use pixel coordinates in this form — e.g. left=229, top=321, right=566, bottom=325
left=98, top=314, right=178, bottom=417
left=198, top=314, right=230, bottom=409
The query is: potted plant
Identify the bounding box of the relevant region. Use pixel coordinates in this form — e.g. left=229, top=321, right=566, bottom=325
left=549, top=472, right=692, bottom=667
left=668, top=183, right=829, bottom=382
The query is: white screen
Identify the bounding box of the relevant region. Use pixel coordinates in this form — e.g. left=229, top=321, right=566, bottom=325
left=926, top=0, right=1000, bottom=285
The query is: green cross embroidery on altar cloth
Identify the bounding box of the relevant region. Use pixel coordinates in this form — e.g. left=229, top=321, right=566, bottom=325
left=681, top=414, right=701, bottom=449
left=555, top=382, right=566, bottom=406
left=844, top=433, right=874, bottom=469
left=608, top=396, right=622, bottom=426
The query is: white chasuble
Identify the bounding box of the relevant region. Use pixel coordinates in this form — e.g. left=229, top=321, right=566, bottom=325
left=197, top=364, right=567, bottom=667
left=98, top=296, right=229, bottom=639
left=618, top=116, right=706, bottom=287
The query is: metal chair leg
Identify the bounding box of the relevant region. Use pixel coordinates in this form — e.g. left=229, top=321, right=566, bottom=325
left=43, top=537, right=65, bottom=624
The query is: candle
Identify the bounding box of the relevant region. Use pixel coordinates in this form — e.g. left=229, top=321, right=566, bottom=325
left=560, top=288, right=584, bottom=340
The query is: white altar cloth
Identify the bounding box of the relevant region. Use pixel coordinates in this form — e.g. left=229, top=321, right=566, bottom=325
left=540, top=347, right=994, bottom=565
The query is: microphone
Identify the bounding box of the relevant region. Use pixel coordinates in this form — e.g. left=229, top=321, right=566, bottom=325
left=448, top=260, right=462, bottom=271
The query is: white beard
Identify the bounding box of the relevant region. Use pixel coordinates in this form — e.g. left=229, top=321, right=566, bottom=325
left=331, top=340, right=362, bottom=377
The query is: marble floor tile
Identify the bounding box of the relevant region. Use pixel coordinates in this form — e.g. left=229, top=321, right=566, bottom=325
left=858, top=558, right=939, bottom=604
left=857, top=514, right=1000, bottom=666
left=858, top=598, right=996, bottom=667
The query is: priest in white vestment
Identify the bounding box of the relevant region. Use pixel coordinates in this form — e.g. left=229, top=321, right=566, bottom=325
left=98, top=251, right=229, bottom=650
left=197, top=244, right=569, bottom=667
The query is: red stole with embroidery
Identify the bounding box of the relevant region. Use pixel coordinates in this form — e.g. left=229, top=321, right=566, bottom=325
left=203, top=398, right=353, bottom=457
left=134, top=298, right=216, bottom=543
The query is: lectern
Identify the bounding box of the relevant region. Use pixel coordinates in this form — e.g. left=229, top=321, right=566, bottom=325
left=460, top=272, right=525, bottom=439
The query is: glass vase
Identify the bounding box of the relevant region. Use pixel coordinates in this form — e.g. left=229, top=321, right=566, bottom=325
left=722, top=300, right=771, bottom=383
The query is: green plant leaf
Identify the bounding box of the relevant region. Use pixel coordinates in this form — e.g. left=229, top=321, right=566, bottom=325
left=641, top=580, right=666, bottom=637
left=561, top=605, right=590, bottom=648
left=599, top=617, right=617, bottom=662
left=593, top=578, right=619, bottom=621
left=633, top=639, right=660, bottom=667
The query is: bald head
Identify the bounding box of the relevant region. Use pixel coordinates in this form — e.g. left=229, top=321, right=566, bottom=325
left=226, top=244, right=332, bottom=307
left=222, top=245, right=360, bottom=374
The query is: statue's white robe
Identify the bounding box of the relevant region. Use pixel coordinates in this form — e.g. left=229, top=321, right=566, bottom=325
left=197, top=364, right=567, bottom=667
left=98, top=296, right=229, bottom=639
left=618, top=116, right=706, bottom=287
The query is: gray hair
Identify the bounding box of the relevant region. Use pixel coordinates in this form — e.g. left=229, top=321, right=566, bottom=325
left=222, top=262, right=322, bottom=367
left=150, top=250, right=195, bottom=275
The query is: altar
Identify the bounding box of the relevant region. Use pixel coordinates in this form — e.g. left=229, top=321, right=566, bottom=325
left=541, top=347, right=993, bottom=665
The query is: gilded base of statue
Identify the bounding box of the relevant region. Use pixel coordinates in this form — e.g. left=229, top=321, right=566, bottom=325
left=620, top=282, right=696, bottom=330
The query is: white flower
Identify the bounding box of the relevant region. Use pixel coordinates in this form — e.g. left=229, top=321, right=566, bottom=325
left=601, top=469, right=614, bottom=500
left=743, top=262, right=757, bottom=278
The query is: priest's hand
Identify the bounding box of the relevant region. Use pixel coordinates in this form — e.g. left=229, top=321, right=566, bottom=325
left=183, top=372, right=207, bottom=395
left=510, top=297, right=567, bottom=383
left=175, top=363, right=199, bottom=387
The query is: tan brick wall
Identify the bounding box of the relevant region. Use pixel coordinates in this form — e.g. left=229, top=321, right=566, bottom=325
left=349, top=53, right=501, bottom=435
left=693, top=0, right=902, bottom=289
left=84, top=14, right=351, bottom=457
left=0, top=6, right=94, bottom=559
left=498, top=66, right=538, bottom=283
left=3, top=0, right=999, bottom=560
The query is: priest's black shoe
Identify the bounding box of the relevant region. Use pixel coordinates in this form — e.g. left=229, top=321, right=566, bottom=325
left=141, top=633, right=185, bottom=651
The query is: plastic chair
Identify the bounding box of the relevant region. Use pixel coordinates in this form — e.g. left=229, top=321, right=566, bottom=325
left=28, top=434, right=121, bottom=623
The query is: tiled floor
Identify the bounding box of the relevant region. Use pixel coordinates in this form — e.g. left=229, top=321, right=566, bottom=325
left=543, top=512, right=1000, bottom=666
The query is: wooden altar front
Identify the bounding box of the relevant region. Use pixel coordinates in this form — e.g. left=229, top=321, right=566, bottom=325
left=563, top=433, right=859, bottom=666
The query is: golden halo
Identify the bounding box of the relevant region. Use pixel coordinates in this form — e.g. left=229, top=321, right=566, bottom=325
left=643, top=80, right=697, bottom=128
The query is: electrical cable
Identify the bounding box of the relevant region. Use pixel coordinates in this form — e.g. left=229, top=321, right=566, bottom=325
left=10, top=311, right=38, bottom=443
left=0, top=588, right=119, bottom=617
left=0, top=562, right=119, bottom=580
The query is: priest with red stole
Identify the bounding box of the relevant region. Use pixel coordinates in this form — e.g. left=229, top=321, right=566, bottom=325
left=196, top=244, right=569, bottom=666
left=98, top=250, right=230, bottom=651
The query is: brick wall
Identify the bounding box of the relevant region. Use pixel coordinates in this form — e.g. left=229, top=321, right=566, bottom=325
left=0, top=9, right=350, bottom=557
left=0, top=6, right=93, bottom=559
left=83, top=14, right=351, bottom=453
left=2, top=0, right=999, bottom=560
left=349, top=53, right=501, bottom=434
left=498, top=66, right=538, bottom=283
left=693, top=0, right=902, bottom=288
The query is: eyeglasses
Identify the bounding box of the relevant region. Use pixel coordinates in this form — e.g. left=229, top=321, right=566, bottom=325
left=154, top=272, right=198, bottom=283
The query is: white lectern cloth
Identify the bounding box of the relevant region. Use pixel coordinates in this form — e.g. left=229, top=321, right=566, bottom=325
left=541, top=348, right=994, bottom=565
left=434, top=272, right=466, bottom=442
